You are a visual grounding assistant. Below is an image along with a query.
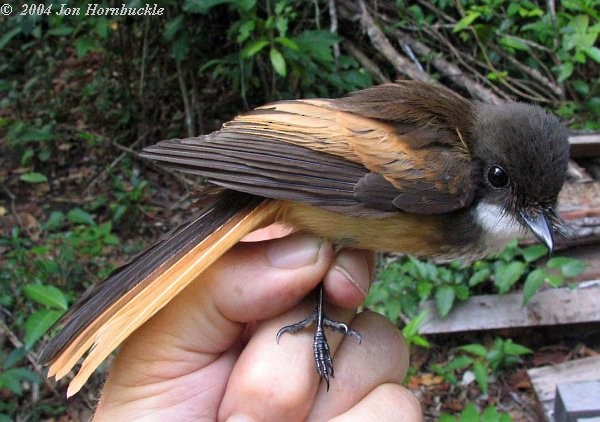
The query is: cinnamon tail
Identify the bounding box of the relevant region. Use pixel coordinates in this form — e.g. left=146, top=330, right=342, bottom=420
left=40, top=191, right=282, bottom=396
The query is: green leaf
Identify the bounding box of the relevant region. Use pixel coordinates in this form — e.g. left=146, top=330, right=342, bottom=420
left=275, top=36, right=300, bottom=51
left=402, top=309, right=429, bottom=338
left=19, top=172, right=48, bottom=184
left=94, top=18, right=110, bottom=39
left=435, top=285, right=455, bottom=318
left=269, top=47, right=287, bottom=76
left=469, top=268, right=491, bottom=286
left=23, top=284, right=68, bottom=310
left=171, top=36, right=190, bottom=62
left=236, top=20, right=255, bottom=43
left=523, top=269, right=546, bottom=305
left=439, top=415, right=458, bottom=422
left=557, top=62, right=574, bottom=83
left=584, top=46, right=600, bottom=63
left=0, top=27, right=21, bottom=50
left=481, top=405, right=500, bottom=422
left=164, top=16, right=184, bottom=41
left=0, top=369, right=22, bottom=395
left=240, top=39, right=269, bottom=58
left=453, top=11, right=481, bottom=32
left=43, top=211, right=65, bottom=231
left=446, top=355, right=474, bottom=371
left=0, top=368, right=40, bottom=395
left=47, top=26, right=74, bottom=37
left=74, top=36, right=97, bottom=58
left=459, top=343, right=488, bottom=357
left=473, top=361, right=489, bottom=394
left=547, top=257, right=585, bottom=277
left=503, top=339, right=532, bottom=355
left=183, top=0, right=242, bottom=13
left=67, top=208, right=95, bottom=225
left=416, top=280, right=433, bottom=300
left=459, top=404, right=479, bottom=422
left=521, top=245, right=548, bottom=262
left=24, top=309, right=63, bottom=349
left=494, top=261, right=526, bottom=294
left=500, top=36, right=530, bottom=51
left=3, top=348, right=26, bottom=370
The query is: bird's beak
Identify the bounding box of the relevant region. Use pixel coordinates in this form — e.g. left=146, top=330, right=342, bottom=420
left=518, top=206, right=554, bottom=253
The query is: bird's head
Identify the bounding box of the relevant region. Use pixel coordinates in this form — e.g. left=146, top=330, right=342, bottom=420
left=471, top=103, right=570, bottom=252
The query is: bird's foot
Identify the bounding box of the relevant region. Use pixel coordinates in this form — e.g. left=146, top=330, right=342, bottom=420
left=276, top=292, right=362, bottom=390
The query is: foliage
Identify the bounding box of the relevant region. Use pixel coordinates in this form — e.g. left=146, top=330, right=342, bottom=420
left=366, top=241, right=585, bottom=347
left=0, top=213, right=121, bottom=418
left=431, top=338, right=532, bottom=394
left=400, top=0, right=600, bottom=129
left=440, top=403, right=513, bottom=422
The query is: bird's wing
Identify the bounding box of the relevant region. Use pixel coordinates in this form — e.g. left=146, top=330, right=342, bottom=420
left=143, top=82, right=477, bottom=215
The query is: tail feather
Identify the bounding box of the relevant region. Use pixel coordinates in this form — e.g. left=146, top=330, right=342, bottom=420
left=40, top=191, right=282, bottom=396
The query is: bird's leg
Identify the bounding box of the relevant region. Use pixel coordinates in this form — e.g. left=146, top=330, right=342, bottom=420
left=276, top=283, right=362, bottom=390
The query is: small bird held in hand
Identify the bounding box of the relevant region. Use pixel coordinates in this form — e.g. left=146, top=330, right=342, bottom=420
left=40, top=81, right=569, bottom=396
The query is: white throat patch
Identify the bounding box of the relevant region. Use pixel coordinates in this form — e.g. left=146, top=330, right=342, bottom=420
left=475, top=202, right=525, bottom=243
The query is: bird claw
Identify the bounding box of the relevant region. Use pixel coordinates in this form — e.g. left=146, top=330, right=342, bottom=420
left=276, top=308, right=362, bottom=391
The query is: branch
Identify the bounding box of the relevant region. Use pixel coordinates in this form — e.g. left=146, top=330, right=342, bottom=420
left=342, top=40, right=391, bottom=84
left=389, top=27, right=503, bottom=103
left=355, top=0, right=436, bottom=84
left=176, top=60, right=194, bottom=137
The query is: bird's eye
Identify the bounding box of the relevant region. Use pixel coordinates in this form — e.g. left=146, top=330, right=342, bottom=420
left=486, top=166, right=510, bottom=189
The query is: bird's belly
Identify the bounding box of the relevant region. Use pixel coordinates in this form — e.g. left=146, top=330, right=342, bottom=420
left=279, top=202, right=447, bottom=256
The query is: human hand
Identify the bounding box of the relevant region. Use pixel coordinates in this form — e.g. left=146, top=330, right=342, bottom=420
left=94, top=232, right=422, bottom=421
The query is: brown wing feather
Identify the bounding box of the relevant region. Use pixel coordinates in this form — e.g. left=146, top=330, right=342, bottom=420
left=144, top=81, right=477, bottom=215
left=42, top=192, right=280, bottom=396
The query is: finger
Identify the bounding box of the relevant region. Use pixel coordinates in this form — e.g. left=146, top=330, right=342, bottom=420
left=328, top=384, right=423, bottom=422
left=308, top=311, right=409, bottom=419
left=117, top=233, right=334, bottom=370
left=98, top=234, right=334, bottom=414
left=218, top=300, right=357, bottom=422
left=323, top=249, right=375, bottom=309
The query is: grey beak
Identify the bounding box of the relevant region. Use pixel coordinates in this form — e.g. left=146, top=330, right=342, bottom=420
left=518, top=207, right=554, bottom=253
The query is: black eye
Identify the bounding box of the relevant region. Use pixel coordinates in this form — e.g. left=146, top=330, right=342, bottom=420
left=487, top=166, right=510, bottom=189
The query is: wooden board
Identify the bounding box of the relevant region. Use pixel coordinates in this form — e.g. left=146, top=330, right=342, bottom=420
left=528, top=356, right=600, bottom=421
left=555, top=380, right=600, bottom=421
left=420, top=283, right=600, bottom=335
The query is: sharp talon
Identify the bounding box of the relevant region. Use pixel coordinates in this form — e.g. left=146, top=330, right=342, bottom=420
left=274, top=284, right=363, bottom=391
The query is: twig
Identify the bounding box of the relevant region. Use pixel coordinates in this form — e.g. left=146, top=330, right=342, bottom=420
left=138, top=16, right=150, bottom=99
left=342, top=40, right=391, bottom=84
left=400, top=41, right=424, bottom=73
left=176, top=60, right=194, bottom=137
left=190, top=70, right=204, bottom=135
left=84, top=135, right=147, bottom=192
left=1, top=185, right=35, bottom=239
left=109, top=140, right=199, bottom=188
left=329, top=0, right=340, bottom=63
left=387, top=27, right=503, bottom=103
left=355, top=0, right=436, bottom=83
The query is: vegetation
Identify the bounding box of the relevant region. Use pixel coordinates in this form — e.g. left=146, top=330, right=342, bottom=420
left=0, top=0, right=597, bottom=419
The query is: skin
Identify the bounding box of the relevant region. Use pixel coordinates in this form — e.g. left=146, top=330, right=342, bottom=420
left=94, top=230, right=422, bottom=421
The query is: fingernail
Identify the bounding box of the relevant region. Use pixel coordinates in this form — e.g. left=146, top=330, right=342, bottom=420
left=266, top=234, right=325, bottom=269
left=333, top=254, right=370, bottom=298
left=226, top=415, right=255, bottom=422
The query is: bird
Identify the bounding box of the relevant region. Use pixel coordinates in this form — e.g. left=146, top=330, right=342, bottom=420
left=40, top=81, right=570, bottom=396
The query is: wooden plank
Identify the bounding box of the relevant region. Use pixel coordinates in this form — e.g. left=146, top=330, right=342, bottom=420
left=528, top=356, right=600, bottom=421
left=569, top=133, right=600, bottom=158
left=555, top=380, right=600, bottom=422
left=419, top=283, right=600, bottom=335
